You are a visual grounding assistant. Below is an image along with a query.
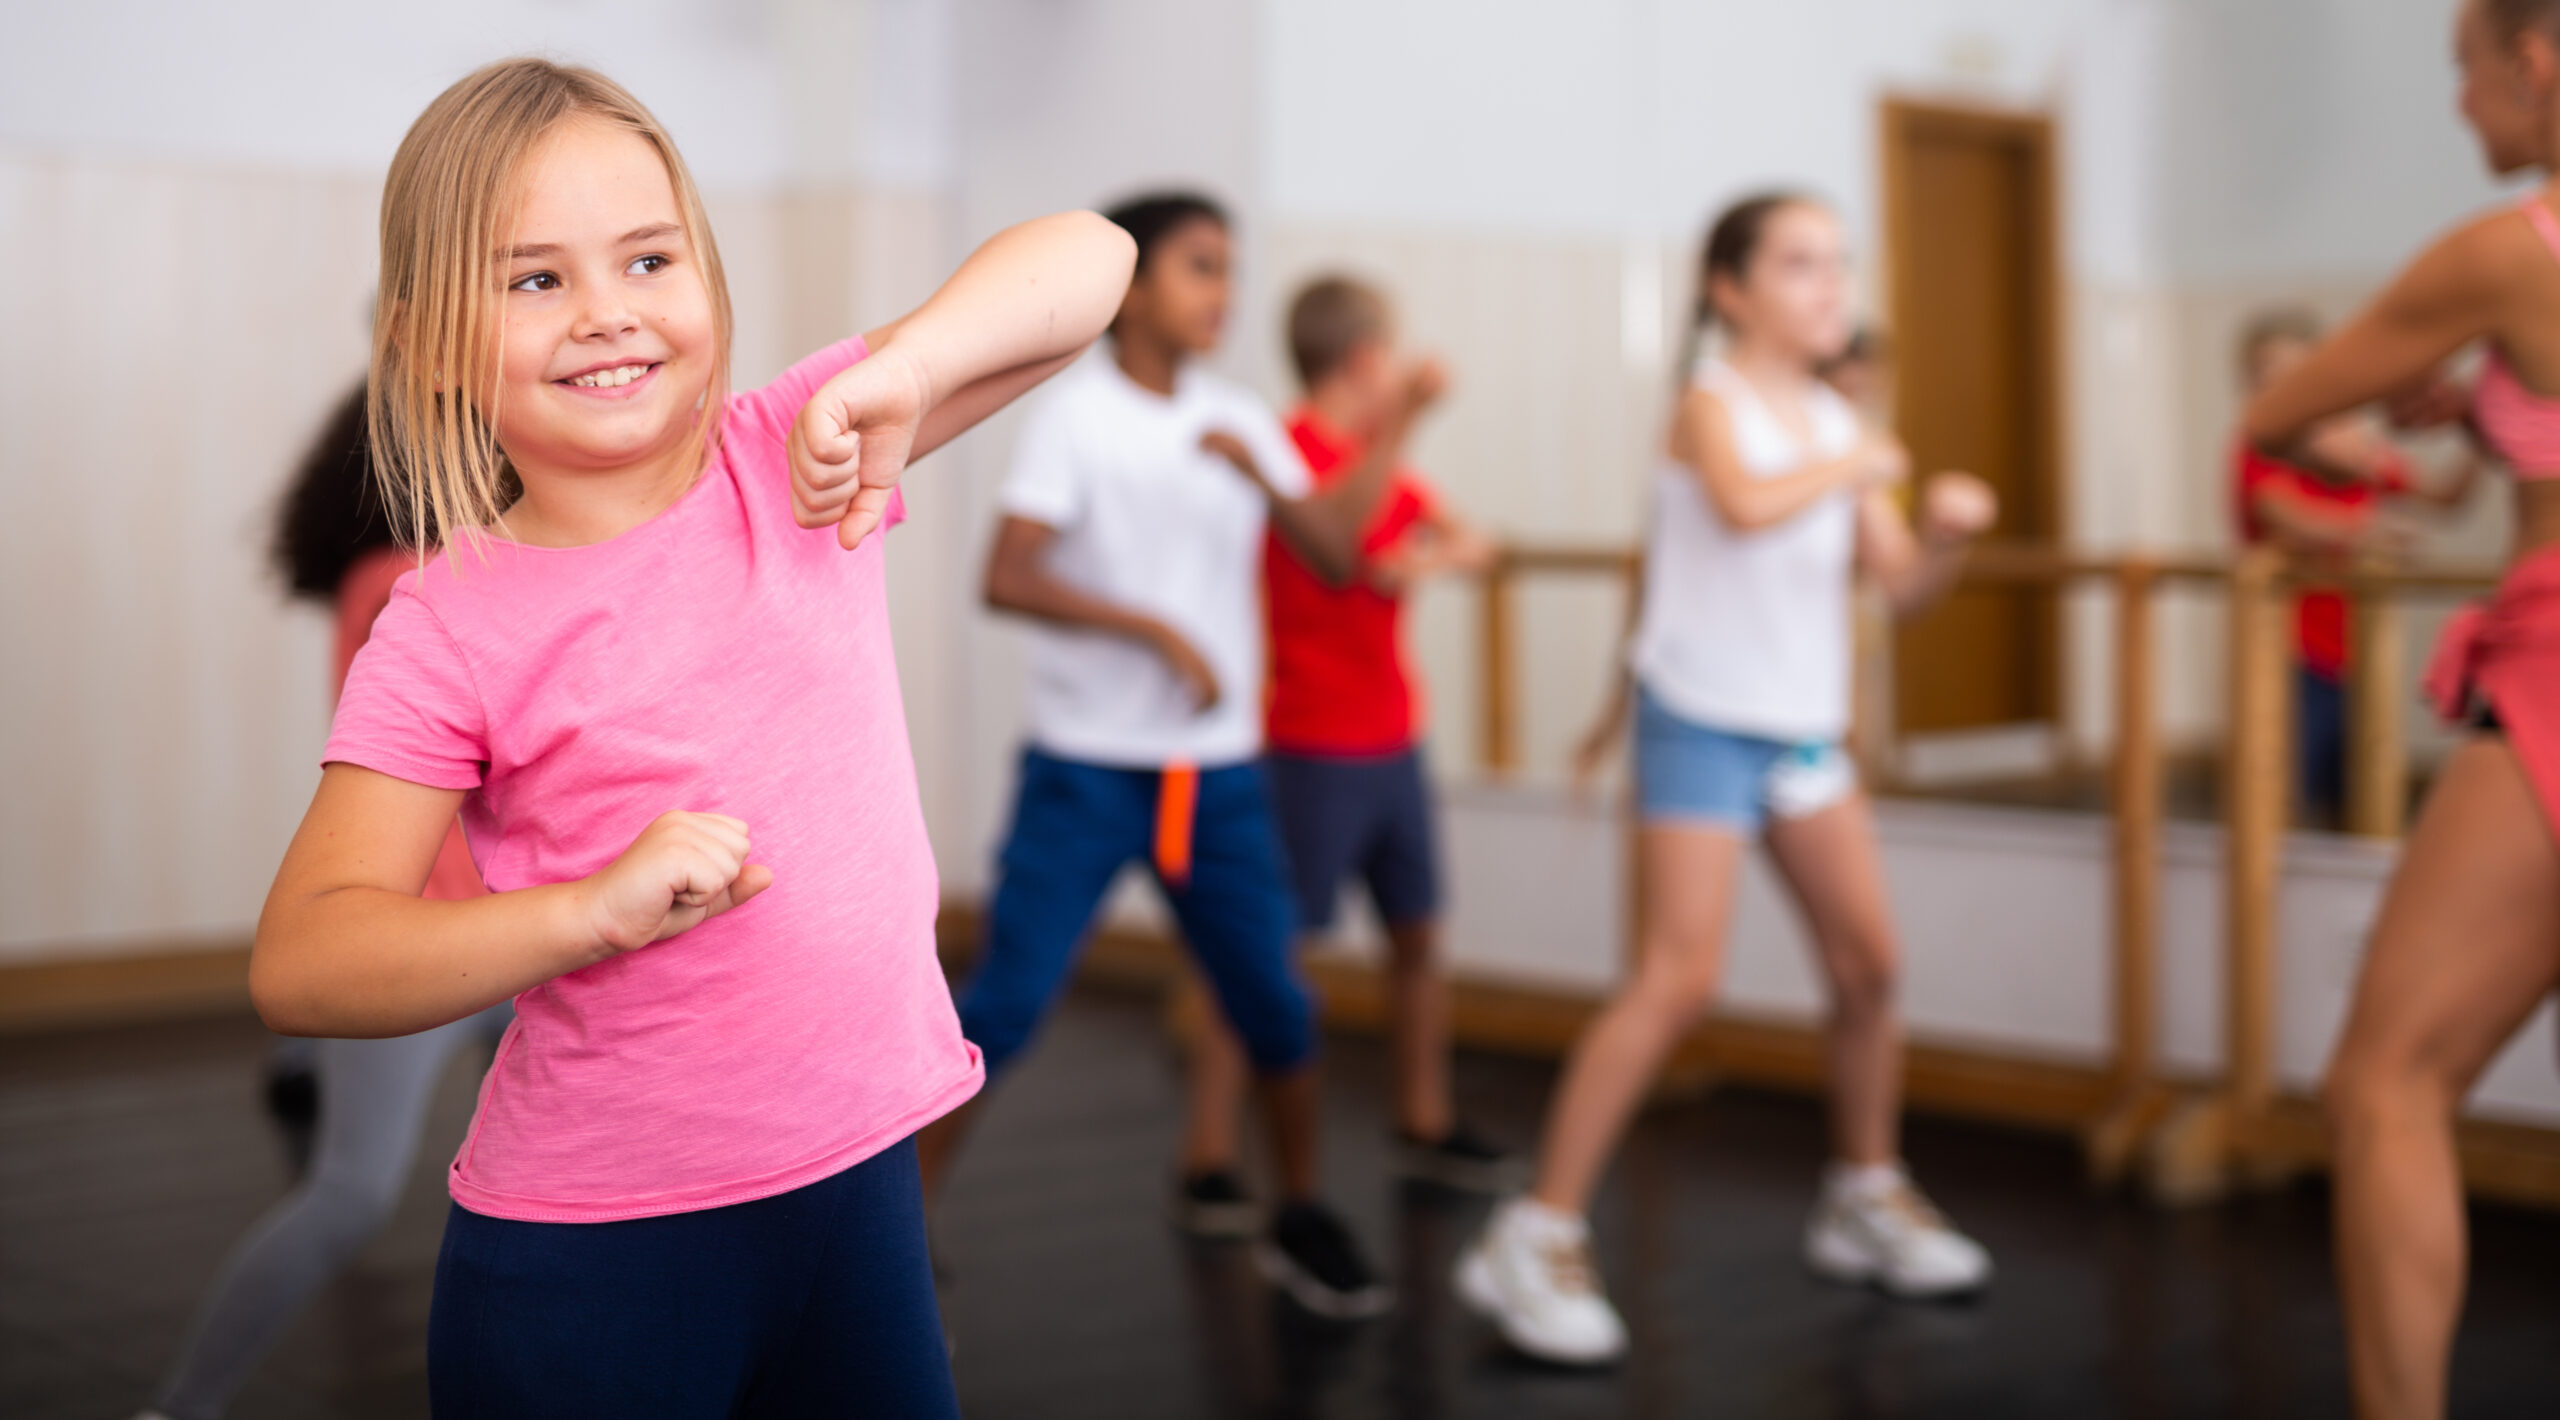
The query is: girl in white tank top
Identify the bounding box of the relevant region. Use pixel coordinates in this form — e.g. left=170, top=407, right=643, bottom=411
left=1457, top=193, right=2002, bottom=1366
left=1630, top=358, right=1863, bottom=742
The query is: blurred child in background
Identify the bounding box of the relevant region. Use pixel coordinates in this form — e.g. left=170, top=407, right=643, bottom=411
left=1459, top=192, right=1999, bottom=1367
left=924, top=193, right=1415, bottom=1320
left=137, top=385, right=506, bottom=1420
left=1174, top=273, right=1514, bottom=1196
left=2232, top=307, right=2479, bottom=825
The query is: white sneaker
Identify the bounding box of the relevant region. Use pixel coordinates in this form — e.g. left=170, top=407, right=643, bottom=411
left=1454, top=1196, right=1629, bottom=1365
left=1803, top=1162, right=1992, bottom=1298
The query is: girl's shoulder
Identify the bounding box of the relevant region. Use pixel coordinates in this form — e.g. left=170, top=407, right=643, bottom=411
left=725, top=337, right=874, bottom=446
left=2401, top=198, right=2555, bottom=306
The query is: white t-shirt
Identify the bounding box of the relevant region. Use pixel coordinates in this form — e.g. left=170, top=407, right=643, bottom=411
left=998, top=356, right=1311, bottom=768
left=1629, top=361, right=1862, bottom=743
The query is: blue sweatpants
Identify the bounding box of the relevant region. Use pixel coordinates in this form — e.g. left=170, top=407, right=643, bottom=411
left=958, top=747, right=1314, bottom=1076
left=427, top=1137, right=955, bottom=1420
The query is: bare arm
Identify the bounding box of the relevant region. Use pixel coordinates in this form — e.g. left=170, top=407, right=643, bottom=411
left=793, top=210, right=1139, bottom=548
left=1673, top=386, right=1894, bottom=532
left=1213, top=360, right=1449, bottom=586
left=2244, top=214, right=2512, bottom=450
left=2250, top=484, right=2389, bottom=555
left=1857, top=473, right=1998, bottom=615
left=981, top=514, right=1221, bottom=708
left=251, top=765, right=770, bottom=1037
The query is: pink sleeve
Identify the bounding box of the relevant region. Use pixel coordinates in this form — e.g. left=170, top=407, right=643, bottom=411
left=322, top=583, right=488, bottom=790
left=729, top=337, right=873, bottom=444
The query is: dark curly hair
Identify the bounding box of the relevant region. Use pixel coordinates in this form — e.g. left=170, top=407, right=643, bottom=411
left=271, top=382, right=399, bottom=601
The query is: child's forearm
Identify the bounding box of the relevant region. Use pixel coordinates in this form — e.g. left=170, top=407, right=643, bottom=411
left=1709, top=450, right=1872, bottom=532
left=252, top=881, right=606, bottom=1039
left=1273, top=408, right=1416, bottom=584
left=883, top=212, right=1136, bottom=409
left=1883, top=533, right=1975, bottom=616
left=984, top=546, right=1175, bottom=654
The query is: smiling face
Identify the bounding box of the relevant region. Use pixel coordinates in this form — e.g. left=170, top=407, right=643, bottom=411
left=1710, top=201, right=1854, bottom=367
left=491, top=116, right=717, bottom=487
left=2457, top=0, right=2559, bottom=174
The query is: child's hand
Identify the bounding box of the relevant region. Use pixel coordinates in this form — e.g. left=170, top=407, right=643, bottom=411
left=2386, top=374, right=2470, bottom=431
left=1365, top=543, right=1424, bottom=596
left=1919, top=472, right=1999, bottom=542
left=1401, top=357, right=1450, bottom=415
left=1146, top=622, right=1223, bottom=712
left=1857, top=433, right=1912, bottom=490
left=583, top=811, right=773, bottom=954
left=1200, top=430, right=1275, bottom=495
left=791, top=351, right=931, bottom=551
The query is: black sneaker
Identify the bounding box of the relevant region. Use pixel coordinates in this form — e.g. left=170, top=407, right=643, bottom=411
left=1172, top=1169, right=1262, bottom=1239
left=1395, top=1122, right=1524, bottom=1193
left=1256, top=1201, right=1394, bottom=1320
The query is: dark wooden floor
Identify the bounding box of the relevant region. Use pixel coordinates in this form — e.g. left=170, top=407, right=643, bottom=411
left=5, top=988, right=2558, bottom=1419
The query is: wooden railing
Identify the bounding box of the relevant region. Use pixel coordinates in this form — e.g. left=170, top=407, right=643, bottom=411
left=1472, top=538, right=2507, bottom=1197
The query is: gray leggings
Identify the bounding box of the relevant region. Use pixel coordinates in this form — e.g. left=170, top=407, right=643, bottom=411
left=153, top=1004, right=511, bottom=1420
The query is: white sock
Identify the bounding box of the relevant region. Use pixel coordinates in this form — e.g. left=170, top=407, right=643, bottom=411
left=1503, top=1195, right=1587, bottom=1240
left=1829, top=1160, right=1907, bottom=1203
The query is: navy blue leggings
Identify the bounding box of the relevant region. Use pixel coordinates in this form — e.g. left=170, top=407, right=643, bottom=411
left=427, top=1137, right=956, bottom=1420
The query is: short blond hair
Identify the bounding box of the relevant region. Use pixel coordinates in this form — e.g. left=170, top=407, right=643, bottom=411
left=370, top=58, right=733, bottom=553
left=1286, top=275, right=1391, bottom=388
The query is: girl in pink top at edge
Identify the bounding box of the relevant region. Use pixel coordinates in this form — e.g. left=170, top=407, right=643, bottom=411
left=2246, top=3, right=2560, bottom=1415
left=246, top=58, right=1134, bottom=1418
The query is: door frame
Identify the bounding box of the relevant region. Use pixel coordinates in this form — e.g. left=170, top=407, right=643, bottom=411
left=1877, top=93, right=2069, bottom=743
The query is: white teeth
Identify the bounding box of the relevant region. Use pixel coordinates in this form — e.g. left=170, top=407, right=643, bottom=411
left=566, top=363, right=649, bottom=388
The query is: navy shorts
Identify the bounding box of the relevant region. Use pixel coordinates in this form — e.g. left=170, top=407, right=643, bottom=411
left=956, top=748, right=1314, bottom=1076
left=1265, top=748, right=1443, bottom=932
left=428, top=1137, right=956, bottom=1420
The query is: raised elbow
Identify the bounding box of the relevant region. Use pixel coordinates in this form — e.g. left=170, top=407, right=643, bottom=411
left=981, top=561, right=1024, bottom=615
left=1708, top=495, right=1777, bottom=534
left=247, top=942, right=319, bottom=1038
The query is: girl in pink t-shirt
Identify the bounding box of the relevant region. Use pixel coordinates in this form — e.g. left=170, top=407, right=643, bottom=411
left=248, top=59, right=1133, bottom=1417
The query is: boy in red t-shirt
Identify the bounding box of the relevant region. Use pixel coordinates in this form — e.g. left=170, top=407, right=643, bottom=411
left=2230, top=309, right=2477, bottom=822
left=1185, top=274, right=1518, bottom=1191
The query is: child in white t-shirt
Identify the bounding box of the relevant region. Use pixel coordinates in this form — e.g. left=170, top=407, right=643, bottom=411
left=917, top=192, right=1430, bottom=1320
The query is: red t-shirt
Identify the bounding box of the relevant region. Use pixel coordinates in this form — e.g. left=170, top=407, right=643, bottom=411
left=2232, top=442, right=2409, bottom=680
left=1263, top=409, right=1436, bottom=756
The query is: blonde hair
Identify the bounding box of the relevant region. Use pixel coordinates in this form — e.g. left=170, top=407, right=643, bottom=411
left=369, top=58, right=732, bottom=553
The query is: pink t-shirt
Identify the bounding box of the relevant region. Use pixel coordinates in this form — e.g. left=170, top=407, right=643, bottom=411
left=324, top=338, right=982, bottom=1223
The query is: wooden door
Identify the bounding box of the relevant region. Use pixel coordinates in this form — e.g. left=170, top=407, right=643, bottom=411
left=1881, top=98, right=2062, bottom=735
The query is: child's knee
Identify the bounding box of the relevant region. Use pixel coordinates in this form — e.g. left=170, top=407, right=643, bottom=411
left=1826, top=933, right=1900, bottom=1017
left=2323, top=1030, right=2451, bottom=1131
left=1631, top=955, right=1721, bottom=1029
left=1236, top=977, right=1319, bottom=1075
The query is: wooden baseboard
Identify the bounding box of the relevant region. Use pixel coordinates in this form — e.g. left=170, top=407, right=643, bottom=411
left=945, top=906, right=2560, bottom=1211
left=940, top=905, right=2114, bottom=1136
left=27, top=909, right=2560, bottom=1212
left=2235, top=1095, right=2560, bottom=1212
left=0, top=941, right=253, bottom=1034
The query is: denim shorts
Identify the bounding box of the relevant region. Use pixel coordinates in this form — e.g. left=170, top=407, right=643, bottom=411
left=1633, top=684, right=1855, bottom=831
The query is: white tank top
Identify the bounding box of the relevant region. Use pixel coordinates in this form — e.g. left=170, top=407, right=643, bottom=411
left=1628, top=360, right=1862, bottom=743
